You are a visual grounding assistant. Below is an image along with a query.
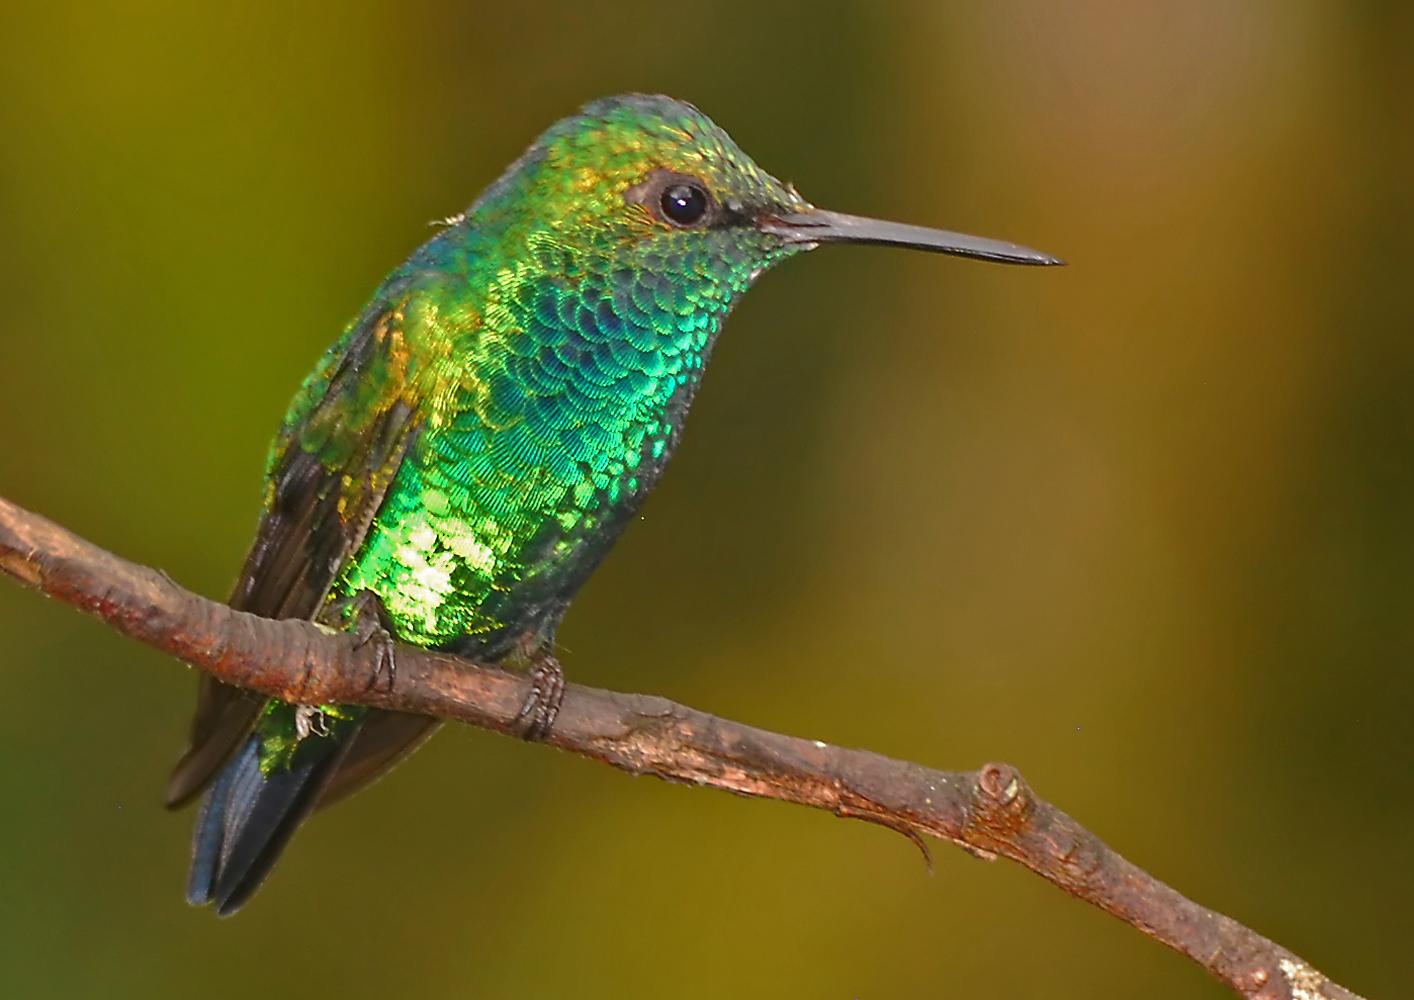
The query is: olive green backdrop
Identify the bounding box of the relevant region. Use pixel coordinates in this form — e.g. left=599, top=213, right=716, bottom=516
left=1, top=2, right=1409, bottom=997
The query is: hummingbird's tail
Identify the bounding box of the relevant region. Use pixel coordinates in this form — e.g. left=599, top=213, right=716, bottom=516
left=186, top=726, right=355, bottom=916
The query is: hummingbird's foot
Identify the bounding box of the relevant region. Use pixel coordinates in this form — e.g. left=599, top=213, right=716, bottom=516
left=345, top=590, right=398, bottom=693
left=514, top=654, right=565, bottom=742
left=294, top=705, right=330, bottom=740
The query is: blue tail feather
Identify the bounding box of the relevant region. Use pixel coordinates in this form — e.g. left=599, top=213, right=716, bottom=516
left=185, top=730, right=352, bottom=915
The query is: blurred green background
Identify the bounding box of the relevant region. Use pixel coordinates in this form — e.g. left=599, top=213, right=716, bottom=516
left=1, top=2, right=1410, bottom=997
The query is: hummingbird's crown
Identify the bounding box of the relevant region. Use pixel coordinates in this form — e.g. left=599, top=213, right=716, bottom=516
left=470, top=93, right=806, bottom=235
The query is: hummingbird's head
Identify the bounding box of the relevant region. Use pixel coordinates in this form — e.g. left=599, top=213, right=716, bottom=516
left=477, top=94, right=1063, bottom=277
left=474, top=94, right=809, bottom=290
left=476, top=93, right=1062, bottom=290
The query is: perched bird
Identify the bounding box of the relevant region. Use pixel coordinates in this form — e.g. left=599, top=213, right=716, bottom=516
left=168, top=93, right=1061, bottom=915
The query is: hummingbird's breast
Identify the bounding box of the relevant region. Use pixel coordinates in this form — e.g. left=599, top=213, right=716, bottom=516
left=336, top=250, right=743, bottom=653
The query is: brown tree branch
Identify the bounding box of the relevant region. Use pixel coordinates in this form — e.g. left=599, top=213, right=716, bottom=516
left=0, top=493, right=1364, bottom=1000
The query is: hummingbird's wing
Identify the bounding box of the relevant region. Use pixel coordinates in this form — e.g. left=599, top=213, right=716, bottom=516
left=314, top=710, right=441, bottom=808
left=165, top=302, right=423, bottom=808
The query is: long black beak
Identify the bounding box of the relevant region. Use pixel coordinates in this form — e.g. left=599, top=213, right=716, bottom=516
left=759, top=209, right=1064, bottom=266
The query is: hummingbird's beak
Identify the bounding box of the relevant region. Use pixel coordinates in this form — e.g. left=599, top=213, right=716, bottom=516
left=758, top=209, right=1064, bottom=266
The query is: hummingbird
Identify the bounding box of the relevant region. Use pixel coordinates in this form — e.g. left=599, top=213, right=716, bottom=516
left=167, top=94, right=1061, bottom=915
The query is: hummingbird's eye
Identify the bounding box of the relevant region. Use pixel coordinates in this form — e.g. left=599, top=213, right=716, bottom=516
left=660, top=183, right=709, bottom=227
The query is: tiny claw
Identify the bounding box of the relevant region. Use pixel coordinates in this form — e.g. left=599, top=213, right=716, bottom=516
left=514, top=655, right=565, bottom=742
left=358, top=627, right=397, bottom=694
left=295, top=705, right=329, bottom=740
left=345, top=590, right=398, bottom=693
